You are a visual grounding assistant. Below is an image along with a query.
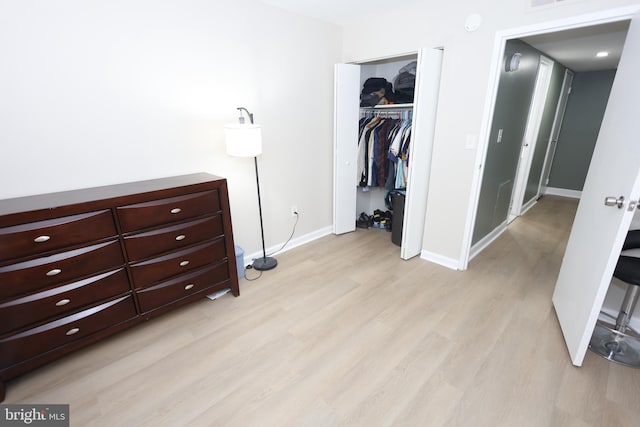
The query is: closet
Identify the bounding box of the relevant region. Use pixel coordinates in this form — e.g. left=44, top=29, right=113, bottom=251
left=333, top=48, right=443, bottom=259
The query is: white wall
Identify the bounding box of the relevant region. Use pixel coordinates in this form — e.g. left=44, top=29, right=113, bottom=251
left=342, top=0, right=639, bottom=266
left=0, top=0, right=342, bottom=259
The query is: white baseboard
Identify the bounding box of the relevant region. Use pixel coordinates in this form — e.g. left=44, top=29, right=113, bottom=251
left=243, top=226, right=333, bottom=267
left=545, top=187, right=582, bottom=199
left=420, top=250, right=461, bottom=270
left=469, top=220, right=508, bottom=261
left=520, top=197, right=537, bottom=216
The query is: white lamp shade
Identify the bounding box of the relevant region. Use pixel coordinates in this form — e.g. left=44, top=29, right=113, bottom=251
left=224, top=124, right=263, bottom=157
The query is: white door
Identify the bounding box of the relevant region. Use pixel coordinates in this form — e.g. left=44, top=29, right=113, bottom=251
left=401, top=48, right=443, bottom=259
left=509, top=56, right=553, bottom=222
left=538, top=69, right=574, bottom=198
left=333, top=64, right=360, bottom=234
left=552, top=13, right=640, bottom=366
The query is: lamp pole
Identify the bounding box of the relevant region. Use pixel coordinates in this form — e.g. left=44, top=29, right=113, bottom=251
left=237, top=107, right=277, bottom=271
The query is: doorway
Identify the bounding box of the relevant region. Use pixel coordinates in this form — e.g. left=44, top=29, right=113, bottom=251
left=465, top=9, right=633, bottom=266
left=465, top=6, right=640, bottom=366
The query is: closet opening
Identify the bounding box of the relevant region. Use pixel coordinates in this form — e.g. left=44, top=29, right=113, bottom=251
left=356, top=54, right=418, bottom=242
left=334, top=48, right=443, bottom=260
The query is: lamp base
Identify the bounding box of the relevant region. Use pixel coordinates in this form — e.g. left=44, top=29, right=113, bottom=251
left=252, top=256, right=277, bottom=271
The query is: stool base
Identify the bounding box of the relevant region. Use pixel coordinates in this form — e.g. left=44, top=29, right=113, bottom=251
left=589, top=323, right=640, bottom=368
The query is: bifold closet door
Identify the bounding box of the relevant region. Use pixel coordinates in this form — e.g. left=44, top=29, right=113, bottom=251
left=333, top=63, right=360, bottom=235
left=400, top=48, right=443, bottom=259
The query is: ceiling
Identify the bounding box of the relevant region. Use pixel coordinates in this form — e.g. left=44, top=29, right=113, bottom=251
left=257, top=1, right=629, bottom=72
left=518, top=20, right=629, bottom=72
left=257, top=0, right=420, bottom=26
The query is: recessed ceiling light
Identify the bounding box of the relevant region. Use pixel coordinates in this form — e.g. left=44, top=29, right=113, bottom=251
left=596, top=51, right=609, bottom=58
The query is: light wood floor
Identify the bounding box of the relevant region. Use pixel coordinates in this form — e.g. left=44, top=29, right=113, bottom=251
left=5, top=196, right=640, bottom=426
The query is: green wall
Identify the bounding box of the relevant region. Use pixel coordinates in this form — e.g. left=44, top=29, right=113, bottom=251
left=472, top=39, right=569, bottom=245
left=472, top=40, right=540, bottom=245
left=547, top=70, right=616, bottom=191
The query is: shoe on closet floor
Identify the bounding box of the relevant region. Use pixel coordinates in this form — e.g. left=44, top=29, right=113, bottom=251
left=356, top=212, right=371, bottom=229
left=384, top=210, right=392, bottom=232
left=372, top=209, right=383, bottom=228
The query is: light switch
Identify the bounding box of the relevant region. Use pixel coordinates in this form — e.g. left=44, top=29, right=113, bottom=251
left=497, top=128, right=503, bottom=143
left=465, top=134, right=478, bottom=150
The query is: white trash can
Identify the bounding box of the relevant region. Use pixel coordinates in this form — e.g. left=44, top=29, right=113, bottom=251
left=234, top=245, right=244, bottom=279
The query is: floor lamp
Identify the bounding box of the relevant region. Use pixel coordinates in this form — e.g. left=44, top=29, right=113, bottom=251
left=224, top=107, right=277, bottom=271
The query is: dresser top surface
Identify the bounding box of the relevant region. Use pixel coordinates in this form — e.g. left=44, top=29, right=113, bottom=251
left=0, top=173, right=225, bottom=219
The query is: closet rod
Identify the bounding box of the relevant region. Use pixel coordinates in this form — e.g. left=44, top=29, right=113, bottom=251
left=365, top=103, right=413, bottom=110
left=360, top=110, right=413, bottom=119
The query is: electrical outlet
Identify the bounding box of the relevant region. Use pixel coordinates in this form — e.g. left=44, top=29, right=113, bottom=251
left=290, top=206, right=298, bottom=217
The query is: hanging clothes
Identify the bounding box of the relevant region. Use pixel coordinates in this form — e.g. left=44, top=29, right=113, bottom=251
left=357, top=117, right=384, bottom=187
left=357, top=109, right=412, bottom=190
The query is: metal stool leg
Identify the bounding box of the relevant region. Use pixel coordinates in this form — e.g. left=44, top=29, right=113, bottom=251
left=590, top=285, right=640, bottom=367
left=615, top=285, right=640, bottom=333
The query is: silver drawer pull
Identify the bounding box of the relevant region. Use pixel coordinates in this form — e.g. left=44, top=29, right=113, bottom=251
left=46, top=268, right=62, bottom=276
left=56, top=299, right=71, bottom=307
left=175, top=234, right=186, bottom=241
left=170, top=208, right=182, bottom=214
left=34, top=235, right=51, bottom=243
left=66, top=328, right=80, bottom=336
left=184, top=284, right=194, bottom=290
left=179, top=260, right=190, bottom=267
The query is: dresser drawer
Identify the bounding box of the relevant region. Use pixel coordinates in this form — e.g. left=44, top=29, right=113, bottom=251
left=123, top=215, right=223, bottom=262
left=0, top=269, right=130, bottom=335
left=129, top=239, right=226, bottom=289
left=0, top=295, right=137, bottom=369
left=0, top=240, right=124, bottom=300
left=116, top=191, right=220, bottom=233
left=137, top=263, right=230, bottom=313
left=0, top=210, right=116, bottom=263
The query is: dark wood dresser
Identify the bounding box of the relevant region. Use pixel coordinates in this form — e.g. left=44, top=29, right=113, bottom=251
left=0, top=173, right=239, bottom=401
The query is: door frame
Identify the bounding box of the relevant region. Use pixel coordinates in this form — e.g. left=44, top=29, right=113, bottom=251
left=537, top=69, right=574, bottom=199
left=460, top=4, right=640, bottom=270
left=509, top=55, right=554, bottom=222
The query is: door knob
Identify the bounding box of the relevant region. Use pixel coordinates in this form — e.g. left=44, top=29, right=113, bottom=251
left=604, top=196, right=625, bottom=209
